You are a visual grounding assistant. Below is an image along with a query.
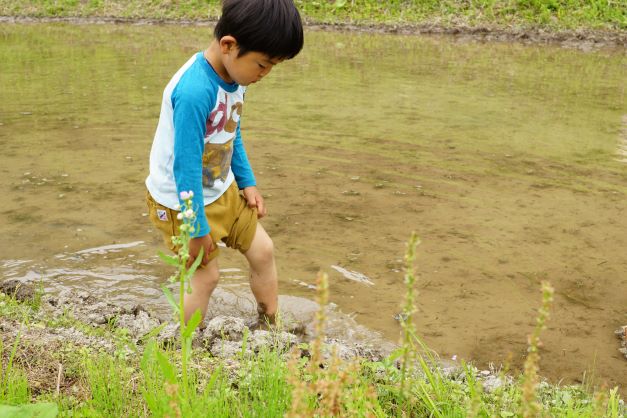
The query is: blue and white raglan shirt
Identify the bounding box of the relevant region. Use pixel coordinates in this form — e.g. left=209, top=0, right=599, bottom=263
left=146, top=52, right=256, bottom=237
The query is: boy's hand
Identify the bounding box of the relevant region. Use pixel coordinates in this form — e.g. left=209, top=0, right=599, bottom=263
left=242, top=186, right=266, bottom=219
left=188, top=234, right=215, bottom=268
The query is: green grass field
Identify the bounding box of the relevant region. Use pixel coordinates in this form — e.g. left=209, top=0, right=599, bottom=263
left=0, top=0, right=625, bottom=31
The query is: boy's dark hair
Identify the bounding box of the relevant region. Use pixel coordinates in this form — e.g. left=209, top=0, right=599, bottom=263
left=215, top=0, right=304, bottom=60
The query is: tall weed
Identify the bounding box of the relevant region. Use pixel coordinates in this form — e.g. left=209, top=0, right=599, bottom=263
left=520, top=281, right=554, bottom=417
left=286, top=272, right=381, bottom=417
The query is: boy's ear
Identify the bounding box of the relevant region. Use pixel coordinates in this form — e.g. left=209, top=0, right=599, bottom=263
left=219, top=36, right=238, bottom=54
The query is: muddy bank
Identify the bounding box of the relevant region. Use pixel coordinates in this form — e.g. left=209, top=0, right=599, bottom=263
left=0, top=279, right=396, bottom=397
left=3, top=279, right=624, bottom=381
left=0, top=279, right=393, bottom=362
left=0, top=15, right=625, bottom=50
left=0, top=278, right=527, bottom=406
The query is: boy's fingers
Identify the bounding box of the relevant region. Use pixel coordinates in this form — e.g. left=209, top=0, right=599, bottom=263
left=256, top=196, right=266, bottom=218
left=203, top=240, right=215, bottom=263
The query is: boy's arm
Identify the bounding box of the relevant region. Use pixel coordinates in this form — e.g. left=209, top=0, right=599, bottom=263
left=231, top=121, right=256, bottom=189
left=172, top=87, right=211, bottom=238
left=232, top=122, right=266, bottom=218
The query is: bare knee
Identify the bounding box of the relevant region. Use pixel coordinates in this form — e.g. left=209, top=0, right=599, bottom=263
left=193, top=262, right=220, bottom=290
left=258, top=235, right=274, bottom=262
left=248, top=235, right=274, bottom=266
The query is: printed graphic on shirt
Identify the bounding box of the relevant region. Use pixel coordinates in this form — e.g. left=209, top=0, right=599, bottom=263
left=206, top=93, right=243, bottom=136
left=202, top=138, right=234, bottom=187
left=202, top=92, right=243, bottom=188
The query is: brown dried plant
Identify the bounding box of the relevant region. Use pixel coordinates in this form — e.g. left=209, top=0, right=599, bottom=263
left=521, top=281, right=554, bottom=418
left=286, top=272, right=378, bottom=417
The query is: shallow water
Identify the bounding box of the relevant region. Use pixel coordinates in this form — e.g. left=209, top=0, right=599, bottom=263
left=0, top=23, right=625, bottom=392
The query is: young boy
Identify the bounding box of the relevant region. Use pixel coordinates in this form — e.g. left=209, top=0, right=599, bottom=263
left=145, top=0, right=303, bottom=325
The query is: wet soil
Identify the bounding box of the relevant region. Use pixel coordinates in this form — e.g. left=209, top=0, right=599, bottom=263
left=256, top=139, right=627, bottom=393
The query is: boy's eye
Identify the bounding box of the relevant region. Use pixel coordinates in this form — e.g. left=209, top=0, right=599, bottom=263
left=258, top=63, right=266, bottom=69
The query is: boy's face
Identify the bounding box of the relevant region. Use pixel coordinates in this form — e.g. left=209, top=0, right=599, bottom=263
left=222, top=44, right=283, bottom=86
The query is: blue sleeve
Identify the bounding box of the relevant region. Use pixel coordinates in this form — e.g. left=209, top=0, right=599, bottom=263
left=231, top=121, right=256, bottom=189
left=171, top=85, right=211, bottom=237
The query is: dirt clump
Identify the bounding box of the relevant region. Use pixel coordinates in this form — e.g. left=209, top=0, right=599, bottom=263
left=617, top=325, right=627, bottom=359
left=0, top=279, right=35, bottom=303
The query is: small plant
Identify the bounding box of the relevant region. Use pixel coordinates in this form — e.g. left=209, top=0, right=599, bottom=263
left=0, top=332, right=29, bottom=404
left=286, top=272, right=380, bottom=417
left=521, top=280, right=554, bottom=418
left=82, top=353, right=135, bottom=416
left=399, top=231, right=420, bottom=399
left=286, top=272, right=330, bottom=417
left=142, top=190, right=205, bottom=414
left=0, top=329, right=58, bottom=417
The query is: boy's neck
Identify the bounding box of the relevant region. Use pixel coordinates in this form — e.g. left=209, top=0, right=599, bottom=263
left=204, top=42, right=233, bottom=84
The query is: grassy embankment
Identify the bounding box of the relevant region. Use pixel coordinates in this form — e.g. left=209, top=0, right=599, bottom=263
left=1, top=231, right=625, bottom=417
left=0, top=0, right=625, bottom=31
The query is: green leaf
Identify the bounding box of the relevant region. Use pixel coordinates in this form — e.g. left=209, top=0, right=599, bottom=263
left=387, top=347, right=404, bottom=362
left=138, top=322, right=168, bottom=343
left=239, top=327, right=249, bottom=358
left=156, top=349, right=176, bottom=383
left=186, top=246, right=204, bottom=279
left=205, top=365, right=222, bottom=391
left=0, top=403, right=59, bottom=418
left=182, top=309, right=202, bottom=338
left=141, top=340, right=159, bottom=372
left=161, top=286, right=180, bottom=315
left=334, top=0, right=347, bottom=8
left=158, top=251, right=180, bottom=267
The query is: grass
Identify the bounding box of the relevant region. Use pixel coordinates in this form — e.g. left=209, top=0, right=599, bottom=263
left=0, top=0, right=624, bottom=31
left=0, top=234, right=625, bottom=417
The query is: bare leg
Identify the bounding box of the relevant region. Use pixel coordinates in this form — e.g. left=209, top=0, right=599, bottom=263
left=183, top=257, right=220, bottom=323
left=244, top=223, right=278, bottom=324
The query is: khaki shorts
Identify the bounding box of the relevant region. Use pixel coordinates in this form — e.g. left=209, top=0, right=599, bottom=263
left=146, top=183, right=258, bottom=262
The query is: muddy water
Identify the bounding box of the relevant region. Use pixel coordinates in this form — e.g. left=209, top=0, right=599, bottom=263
left=1, top=23, right=625, bottom=392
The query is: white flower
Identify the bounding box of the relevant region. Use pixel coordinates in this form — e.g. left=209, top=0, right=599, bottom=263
left=184, top=209, right=194, bottom=219
left=177, top=213, right=183, bottom=220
